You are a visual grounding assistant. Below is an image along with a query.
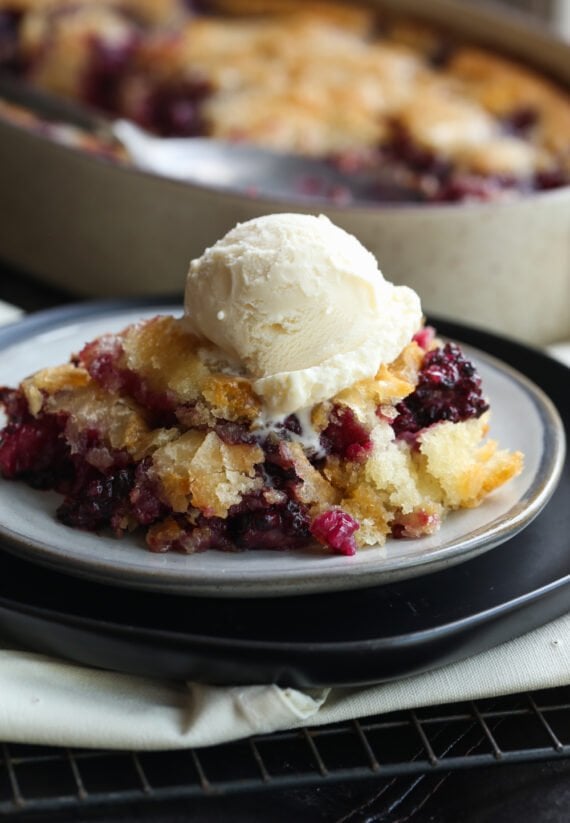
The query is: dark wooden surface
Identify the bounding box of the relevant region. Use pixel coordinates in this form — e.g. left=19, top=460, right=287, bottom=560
left=1, top=258, right=569, bottom=823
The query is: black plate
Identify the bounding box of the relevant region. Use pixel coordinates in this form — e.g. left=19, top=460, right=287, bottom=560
left=0, top=304, right=568, bottom=687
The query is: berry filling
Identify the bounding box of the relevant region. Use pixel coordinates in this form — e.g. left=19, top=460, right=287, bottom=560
left=82, top=33, right=139, bottom=113
left=320, top=405, right=372, bottom=462
left=0, top=10, right=23, bottom=70
left=501, top=106, right=540, bottom=137
left=146, top=513, right=233, bottom=554
left=391, top=510, right=440, bottom=539
left=381, top=120, right=569, bottom=201
left=124, top=76, right=212, bottom=137
left=412, top=326, right=436, bottom=351
left=310, top=510, right=359, bottom=556
left=391, top=342, right=489, bottom=438
left=57, top=464, right=135, bottom=532
left=230, top=498, right=311, bottom=551
left=79, top=336, right=177, bottom=424
left=0, top=412, right=67, bottom=487
left=385, top=124, right=452, bottom=179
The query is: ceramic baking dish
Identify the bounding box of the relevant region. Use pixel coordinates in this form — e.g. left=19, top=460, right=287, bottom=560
left=0, top=0, right=569, bottom=346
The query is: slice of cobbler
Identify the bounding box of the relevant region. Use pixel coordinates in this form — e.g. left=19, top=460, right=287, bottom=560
left=0, top=214, right=523, bottom=556
left=0, top=315, right=523, bottom=555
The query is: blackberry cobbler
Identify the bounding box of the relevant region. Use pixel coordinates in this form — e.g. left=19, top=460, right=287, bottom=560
left=0, top=0, right=569, bottom=202
left=0, top=214, right=524, bottom=556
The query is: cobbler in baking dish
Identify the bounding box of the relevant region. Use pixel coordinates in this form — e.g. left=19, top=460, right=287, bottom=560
left=0, top=0, right=569, bottom=202
left=0, top=214, right=523, bottom=556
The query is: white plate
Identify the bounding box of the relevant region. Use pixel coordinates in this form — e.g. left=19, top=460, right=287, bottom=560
left=0, top=304, right=565, bottom=597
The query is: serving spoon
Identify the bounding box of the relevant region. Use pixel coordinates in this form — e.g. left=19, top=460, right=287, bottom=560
left=0, top=73, right=418, bottom=203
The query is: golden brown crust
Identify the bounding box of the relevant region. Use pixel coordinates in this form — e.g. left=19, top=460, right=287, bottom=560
left=418, top=414, right=524, bottom=509
left=205, top=0, right=375, bottom=31
left=448, top=46, right=570, bottom=164
left=202, top=374, right=261, bottom=423
left=281, top=441, right=338, bottom=509
left=121, top=315, right=210, bottom=402
left=126, top=13, right=569, bottom=172
left=20, top=4, right=137, bottom=97
left=151, top=430, right=263, bottom=517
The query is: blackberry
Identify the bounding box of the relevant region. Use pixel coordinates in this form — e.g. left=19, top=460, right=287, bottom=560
left=320, top=405, right=372, bottom=462
left=230, top=499, right=311, bottom=550
left=57, top=466, right=135, bottom=532
left=392, top=342, right=489, bottom=438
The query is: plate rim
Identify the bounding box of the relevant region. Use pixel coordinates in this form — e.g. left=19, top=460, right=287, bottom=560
left=0, top=300, right=566, bottom=597
left=0, top=567, right=568, bottom=652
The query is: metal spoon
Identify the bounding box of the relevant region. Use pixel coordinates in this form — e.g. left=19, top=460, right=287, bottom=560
left=112, top=119, right=421, bottom=203
left=0, top=73, right=418, bottom=203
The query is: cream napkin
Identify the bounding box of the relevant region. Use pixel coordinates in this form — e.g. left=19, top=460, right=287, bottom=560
left=547, top=342, right=570, bottom=367
left=0, top=305, right=568, bottom=750
left=0, top=613, right=568, bottom=750
left=0, top=301, right=23, bottom=326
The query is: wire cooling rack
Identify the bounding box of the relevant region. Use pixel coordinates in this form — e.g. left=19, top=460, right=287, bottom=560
left=1, top=686, right=569, bottom=817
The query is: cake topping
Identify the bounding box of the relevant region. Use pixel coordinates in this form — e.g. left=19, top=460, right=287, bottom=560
left=184, top=213, right=422, bottom=416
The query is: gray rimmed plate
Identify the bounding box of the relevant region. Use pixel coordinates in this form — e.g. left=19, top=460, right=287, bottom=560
left=0, top=303, right=565, bottom=597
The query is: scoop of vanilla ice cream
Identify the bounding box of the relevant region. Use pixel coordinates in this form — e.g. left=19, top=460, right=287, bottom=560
left=184, top=214, right=422, bottom=415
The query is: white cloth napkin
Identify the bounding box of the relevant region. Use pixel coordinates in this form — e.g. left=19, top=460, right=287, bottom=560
left=0, top=613, right=568, bottom=750
left=0, top=304, right=568, bottom=750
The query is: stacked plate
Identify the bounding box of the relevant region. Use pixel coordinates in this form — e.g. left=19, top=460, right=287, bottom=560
left=0, top=303, right=567, bottom=687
